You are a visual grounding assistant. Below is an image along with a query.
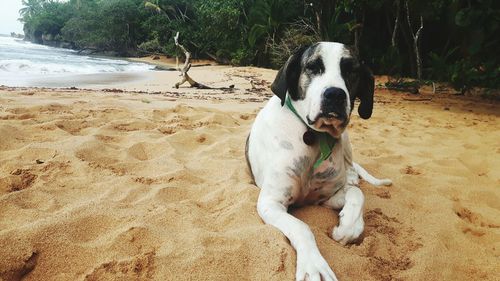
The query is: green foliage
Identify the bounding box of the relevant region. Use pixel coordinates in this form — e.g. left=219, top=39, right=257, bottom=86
left=137, top=38, right=163, bottom=54
left=449, top=59, right=500, bottom=91
left=21, top=0, right=74, bottom=43
left=18, top=0, right=500, bottom=89
left=377, top=46, right=403, bottom=76
left=230, top=47, right=255, bottom=65
left=319, top=1, right=356, bottom=43
left=194, top=0, right=245, bottom=60
left=247, top=0, right=300, bottom=47
left=427, top=47, right=458, bottom=82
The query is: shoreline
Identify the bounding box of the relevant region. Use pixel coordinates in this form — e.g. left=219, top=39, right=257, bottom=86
left=127, top=55, right=216, bottom=69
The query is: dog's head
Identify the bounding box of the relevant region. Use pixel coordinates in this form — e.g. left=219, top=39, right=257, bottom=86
left=271, top=42, right=374, bottom=138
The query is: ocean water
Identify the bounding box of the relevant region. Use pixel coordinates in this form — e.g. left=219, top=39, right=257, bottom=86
left=0, top=35, right=154, bottom=87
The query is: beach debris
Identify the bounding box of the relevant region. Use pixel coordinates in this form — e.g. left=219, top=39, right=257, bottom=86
left=173, top=32, right=234, bottom=91
left=35, top=159, right=44, bottom=164
left=402, top=97, right=432, bottom=101
left=102, top=88, right=124, bottom=93
left=154, top=65, right=176, bottom=71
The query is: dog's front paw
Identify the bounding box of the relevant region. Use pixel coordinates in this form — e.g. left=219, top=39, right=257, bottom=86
left=296, top=250, right=338, bottom=281
left=332, top=213, right=364, bottom=245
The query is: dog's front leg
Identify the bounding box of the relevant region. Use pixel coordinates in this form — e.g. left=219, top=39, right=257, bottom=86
left=257, top=191, right=338, bottom=281
left=331, top=186, right=365, bottom=245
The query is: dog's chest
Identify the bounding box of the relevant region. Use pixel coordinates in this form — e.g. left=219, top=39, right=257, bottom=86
left=294, top=144, right=347, bottom=206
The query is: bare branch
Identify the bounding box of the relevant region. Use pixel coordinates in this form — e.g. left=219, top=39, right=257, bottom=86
left=404, top=1, right=424, bottom=80
left=405, top=0, right=413, bottom=38
left=415, top=15, right=423, bottom=41
left=391, top=0, right=400, bottom=47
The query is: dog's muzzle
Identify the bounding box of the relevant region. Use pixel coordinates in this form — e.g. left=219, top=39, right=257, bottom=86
left=307, top=87, right=349, bottom=138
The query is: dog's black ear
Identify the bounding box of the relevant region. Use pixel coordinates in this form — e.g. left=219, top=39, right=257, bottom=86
left=356, top=64, right=374, bottom=119
left=271, top=46, right=306, bottom=106
left=343, top=57, right=374, bottom=119
left=271, top=66, right=288, bottom=106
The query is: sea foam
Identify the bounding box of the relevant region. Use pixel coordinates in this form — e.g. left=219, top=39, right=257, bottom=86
left=0, top=35, right=153, bottom=76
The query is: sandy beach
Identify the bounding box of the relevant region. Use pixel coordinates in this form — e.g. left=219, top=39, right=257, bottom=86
left=0, top=65, right=499, bottom=281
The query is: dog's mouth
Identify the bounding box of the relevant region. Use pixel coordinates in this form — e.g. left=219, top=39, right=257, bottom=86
left=307, top=112, right=348, bottom=138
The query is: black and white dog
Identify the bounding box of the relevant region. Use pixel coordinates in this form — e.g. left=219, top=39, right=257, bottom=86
left=246, top=42, right=392, bottom=281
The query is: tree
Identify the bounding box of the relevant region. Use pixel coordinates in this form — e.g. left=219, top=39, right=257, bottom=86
left=405, top=0, right=423, bottom=80
left=19, top=0, right=44, bottom=20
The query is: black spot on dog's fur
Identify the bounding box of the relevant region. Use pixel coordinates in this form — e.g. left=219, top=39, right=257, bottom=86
left=314, top=167, right=338, bottom=180
left=305, top=57, right=325, bottom=76
left=287, top=156, right=312, bottom=178
left=282, top=188, right=294, bottom=203
left=280, top=140, right=294, bottom=150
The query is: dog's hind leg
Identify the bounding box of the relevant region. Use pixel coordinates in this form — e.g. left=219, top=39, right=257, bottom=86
left=322, top=188, right=347, bottom=210
left=352, top=162, right=392, bottom=186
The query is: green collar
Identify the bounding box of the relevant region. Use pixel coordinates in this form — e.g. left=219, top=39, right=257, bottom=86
left=285, top=95, right=336, bottom=169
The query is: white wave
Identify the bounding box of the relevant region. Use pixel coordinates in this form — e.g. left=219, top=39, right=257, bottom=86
left=0, top=36, right=154, bottom=76
left=0, top=58, right=152, bottom=75
left=0, top=36, right=53, bottom=51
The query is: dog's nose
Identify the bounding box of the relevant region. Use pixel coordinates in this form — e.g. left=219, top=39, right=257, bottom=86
left=323, top=87, right=346, bottom=104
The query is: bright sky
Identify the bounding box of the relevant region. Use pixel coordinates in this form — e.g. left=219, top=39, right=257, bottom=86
left=0, top=0, right=25, bottom=35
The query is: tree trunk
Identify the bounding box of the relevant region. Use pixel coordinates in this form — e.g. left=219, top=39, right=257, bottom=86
left=391, top=0, right=400, bottom=47
left=405, top=1, right=423, bottom=80
left=414, top=16, right=423, bottom=80
left=352, top=22, right=363, bottom=56
left=311, top=0, right=336, bottom=40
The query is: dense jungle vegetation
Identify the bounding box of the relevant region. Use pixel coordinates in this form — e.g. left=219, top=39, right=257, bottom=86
left=19, top=0, right=499, bottom=90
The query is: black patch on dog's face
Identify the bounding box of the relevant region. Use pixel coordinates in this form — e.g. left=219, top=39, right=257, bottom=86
left=299, top=44, right=325, bottom=99
left=304, top=55, right=325, bottom=77
left=340, top=52, right=374, bottom=119
left=271, top=44, right=322, bottom=105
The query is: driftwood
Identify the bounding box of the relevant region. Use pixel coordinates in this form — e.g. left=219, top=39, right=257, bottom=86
left=402, top=97, right=432, bottom=101
left=173, top=32, right=211, bottom=89
left=173, top=32, right=234, bottom=90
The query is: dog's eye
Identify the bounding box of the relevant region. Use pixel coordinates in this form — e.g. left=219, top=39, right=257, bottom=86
left=305, top=59, right=324, bottom=75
